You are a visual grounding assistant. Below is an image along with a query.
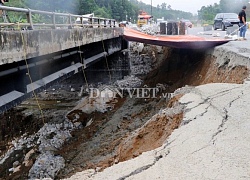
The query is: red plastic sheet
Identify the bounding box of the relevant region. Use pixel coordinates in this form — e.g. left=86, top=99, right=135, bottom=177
left=123, top=27, right=230, bottom=49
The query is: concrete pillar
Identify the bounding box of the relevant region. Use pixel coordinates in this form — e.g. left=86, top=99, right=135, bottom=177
left=167, top=21, right=178, bottom=35
left=179, top=22, right=185, bottom=35
left=160, top=22, right=166, bottom=34
left=172, top=22, right=178, bottom=35
left=167, top=22, right=172, bottom=35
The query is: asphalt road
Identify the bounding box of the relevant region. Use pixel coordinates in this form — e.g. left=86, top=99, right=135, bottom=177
left=187, top=26, right=250, bottom=40
left=184, top=26, right=250, bottom=52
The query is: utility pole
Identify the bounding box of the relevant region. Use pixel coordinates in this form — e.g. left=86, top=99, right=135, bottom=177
left=151, top=0, right=152, bottom=16
left=151, top=0, right=152, bottom=24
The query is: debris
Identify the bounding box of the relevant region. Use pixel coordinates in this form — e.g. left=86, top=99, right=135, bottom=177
left=212, top=33, right=220, bottom=37
left=224, top=34, right=238, bottom=40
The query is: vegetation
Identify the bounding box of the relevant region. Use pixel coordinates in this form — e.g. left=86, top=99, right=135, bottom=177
left=2, top=0, right=250, bottom=23
left=129, top=0, right=193, bottom=22
left=3, top=0, right=193, bottom=23
left=198, top=0, right=250, bottom=23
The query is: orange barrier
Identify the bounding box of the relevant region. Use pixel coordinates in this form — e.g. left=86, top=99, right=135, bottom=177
left=123, top=27, right=230, bottom=49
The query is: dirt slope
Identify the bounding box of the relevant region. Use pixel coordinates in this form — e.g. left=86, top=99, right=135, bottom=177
left=0, top=44, right=249, bottom=180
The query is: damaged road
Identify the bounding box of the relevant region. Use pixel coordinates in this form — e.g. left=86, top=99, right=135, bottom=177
left=68, top=82, right=250, bottom=180
left=1, top=26, right=250, bottom=180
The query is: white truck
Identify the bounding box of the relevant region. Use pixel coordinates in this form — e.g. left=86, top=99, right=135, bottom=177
left=75, top=13, right=94, bottom=25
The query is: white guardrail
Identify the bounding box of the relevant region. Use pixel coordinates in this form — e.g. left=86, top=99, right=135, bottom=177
left=0, top=6, right=117, bottom=30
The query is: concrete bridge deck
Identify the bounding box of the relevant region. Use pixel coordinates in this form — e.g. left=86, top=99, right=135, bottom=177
left=0, top=26, right=124, bottom=113
left=0, top=28, right=123, bottom=65
left=0, top=4, right=125, bottom=113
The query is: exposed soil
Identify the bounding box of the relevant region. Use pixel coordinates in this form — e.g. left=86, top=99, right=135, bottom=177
left=55, top=47, right=249, bottom=179
left=144, top=48, right=248, bottom=90
left=0, top=46, right=249, bottom=180
left=116, top=94, right=184, bottom=162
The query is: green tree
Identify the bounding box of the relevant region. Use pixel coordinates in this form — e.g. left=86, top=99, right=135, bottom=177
left=161, top=3, right=167, bottom=10
left=219, top=0, right=249, bottom=13
left=198, top=0, right=249, bottom=22
left=94, top=7, right=111, bottom=18
left=77, top=0, right=97, bottom=14
left=4, top=0, right=195, bottom=23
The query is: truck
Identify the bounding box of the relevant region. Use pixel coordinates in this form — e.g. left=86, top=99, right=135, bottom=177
left=137, top=11, right=153, bottom=27
left=75, top=13, right=94, bottom=25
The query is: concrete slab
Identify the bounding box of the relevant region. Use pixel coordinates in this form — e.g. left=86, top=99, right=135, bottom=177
left=0, top=91, right=25, bottom=113
left=0, top=91, right=24, bottom=106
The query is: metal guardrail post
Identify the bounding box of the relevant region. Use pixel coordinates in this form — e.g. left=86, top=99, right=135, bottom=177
left=104, top=20, right=106, bottom=27
left=98, top=18, right=100, bottom=28
left=80, top=16, right=83, bottom=26
left=108, top=20, right=111, bottom=28
left=0, top=6, right=117, bottom=29
left=68, top=13, right=72, bottom=29
left=27, top=8, right=34, bottom=30
left=89, top=17, right=93, bottom=28
left=52, top=12, right=56, bottom=29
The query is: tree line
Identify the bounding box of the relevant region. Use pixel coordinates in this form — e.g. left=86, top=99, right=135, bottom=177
left=4, top=0, right=193, bottom=23
left=198, top=0, right=250, bottom=21
left=4, top=0, right=249, bottom=23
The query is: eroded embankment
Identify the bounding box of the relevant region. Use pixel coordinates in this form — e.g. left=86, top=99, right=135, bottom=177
left=58, top=46, right=249, bottom=179
left=0, top=44, right=249, bottom=180
left=116, top=94, right=184, bottom=162
left=144, top=47, right=248, bottom=89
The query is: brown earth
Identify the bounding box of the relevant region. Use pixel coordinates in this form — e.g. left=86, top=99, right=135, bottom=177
left=0, top=46, right=249, bottom=180
left=56, top=47, right=249, bottom=179
left=144, top=48, right=248, bottom=89
left=116, top=94, right=183, bottom=162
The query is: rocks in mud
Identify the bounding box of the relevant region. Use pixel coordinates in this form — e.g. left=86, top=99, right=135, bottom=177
left=130, top=42, right=144, bottom=54
left=73, top=91, right=117, bottom=114
left=0, top=133, right=36, bottom=169
left=128, top=24, right=159, bottom=35
left=130, top=54, right=152, bottom=65
left=37, top=121, right=74, bottom=153
left=129, top=38, right=160, bottom=76
left=28, top=120, right=74, bottom=179
left=13, top=161, right=20, bottom=168
left=115, top=75, right=143, bottom=89
left=129, top=51, right=153, bottom=75
left=23, top=149, right=35, bottom=167
left=13, top=165, right=21, bottom=173
left=73, top=122, right=82, bottom=129
left=0, top=117, right=75, bottom=179
left=140, top=25, right=160, bottom=35
left=28, top=151, right=65, bottom=179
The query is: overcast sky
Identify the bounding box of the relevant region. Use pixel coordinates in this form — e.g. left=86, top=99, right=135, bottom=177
left=140, top=0, right=220, bottom=14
